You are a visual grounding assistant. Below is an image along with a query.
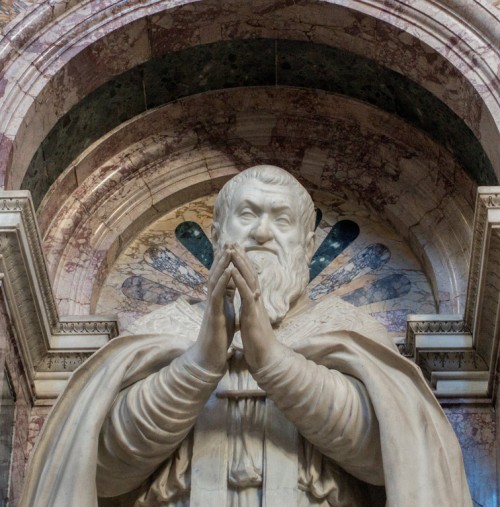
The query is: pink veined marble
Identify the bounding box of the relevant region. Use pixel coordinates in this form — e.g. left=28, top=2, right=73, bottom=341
left=0, top=0, right=498, bottom=189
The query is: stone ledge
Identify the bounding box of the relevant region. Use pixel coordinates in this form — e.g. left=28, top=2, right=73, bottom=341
left=400, top=188, right=500, bottom=400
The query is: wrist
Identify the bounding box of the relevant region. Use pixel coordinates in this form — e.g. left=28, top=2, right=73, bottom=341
left=251, top=346, right=295, bottom=385
left=246, top=339, right=287, bottom=372
left=187, top=340, right=228, bottom=374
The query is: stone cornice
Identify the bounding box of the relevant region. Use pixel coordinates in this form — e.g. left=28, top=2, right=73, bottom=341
left=402, top=315, right=489, bottom=399
left=402, top=188, right=500, bottom=401
left=465, top=187, right=500, bottom=326
left=0, top=191, right=118, bottom=403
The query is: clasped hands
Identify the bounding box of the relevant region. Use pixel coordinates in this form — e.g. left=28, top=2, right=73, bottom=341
left=189, top=242, right=284, bottom=373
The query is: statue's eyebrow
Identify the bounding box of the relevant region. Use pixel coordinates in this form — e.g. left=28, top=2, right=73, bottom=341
left=236, top=199, right=258, bottom=211
left=236, top=199, right=293, bottom=214
left=272, top=204, right=293, bottom=214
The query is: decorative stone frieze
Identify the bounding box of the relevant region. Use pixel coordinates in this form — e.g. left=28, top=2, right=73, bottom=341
left=403, top=315, right=489, bottom=399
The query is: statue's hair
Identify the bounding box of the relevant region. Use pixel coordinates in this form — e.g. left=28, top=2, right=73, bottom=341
left=213, top=165, right=316, bottom=235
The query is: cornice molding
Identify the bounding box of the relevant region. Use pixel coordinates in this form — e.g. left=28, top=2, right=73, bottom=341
left=0, top=191, right=118, bottom=403
left=465, top=187, right=500, bottom=324
left=402, top=187, right=500, bottom=401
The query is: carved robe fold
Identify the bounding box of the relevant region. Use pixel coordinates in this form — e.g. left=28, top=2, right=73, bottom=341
left=20, top=297, right=472, bottom=507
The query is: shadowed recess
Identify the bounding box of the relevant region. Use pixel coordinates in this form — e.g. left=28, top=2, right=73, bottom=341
left=122, top=276, right=182, bottom=305
left=314, top=208, right=323, bottom=231
left=341, top=274, right=411, bottom=306
left=145, top=246, right=207, bottom=288
left=23, top=39, right=496, bottom=208
left=175, top=221, right=214, bottom=269
left=309, top=220, right=360, bottom=281
left=310, top=243, right=390, bottom=299
left=0, top=374, right=15, bottom=501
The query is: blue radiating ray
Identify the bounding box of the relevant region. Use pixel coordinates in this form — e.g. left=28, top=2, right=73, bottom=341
left=341, top=274, right=411, bottom=307
left=309, top=220, right=360, bottom=281
left=145, top=246, right=206, bottom=288
left=122, top=275, right=182, bottom=305
left=310, top=243, right=391, bottom=300
left=369, top=309, right=411, bottom=333
left=175, top=221, right=214, bottom=269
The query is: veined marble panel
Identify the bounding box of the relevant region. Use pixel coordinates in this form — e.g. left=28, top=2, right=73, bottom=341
left=96, top=192, right=436, bottom=341
left=23, top=39, right=495, bottom=208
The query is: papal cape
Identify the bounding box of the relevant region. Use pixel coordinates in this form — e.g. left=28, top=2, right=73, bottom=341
left=20, top=296, right=471, bottom=506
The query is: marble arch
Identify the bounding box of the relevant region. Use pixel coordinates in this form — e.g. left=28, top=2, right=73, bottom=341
left=0, top=0, right=499, bottom=190
left=41, top=89, right=474, bottom=317
left=0, top=0, right=496, bottom=320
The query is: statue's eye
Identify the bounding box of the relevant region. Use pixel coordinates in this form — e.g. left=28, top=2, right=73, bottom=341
left=276, top=215, right=291, bottom=227
left=239, top=209, right=256, bottom=220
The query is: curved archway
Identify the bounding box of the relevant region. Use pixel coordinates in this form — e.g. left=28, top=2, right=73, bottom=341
left=0, top=0, right=499, bottom=191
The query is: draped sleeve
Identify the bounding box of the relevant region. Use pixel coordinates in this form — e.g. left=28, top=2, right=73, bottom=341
left=253, top=347, right=384, bottom=485
left=97, top=352, right=224, bottom=497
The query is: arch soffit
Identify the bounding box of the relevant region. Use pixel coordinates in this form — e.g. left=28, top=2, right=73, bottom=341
left=0, top=0, right=499, bottom=190
left=42, top=89, right=474, bottom=316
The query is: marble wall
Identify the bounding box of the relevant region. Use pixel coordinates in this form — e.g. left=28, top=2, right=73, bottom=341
left=445, top=406, right=498, bottom=507
left=0, top=0, right=499, bottom=504
left=39, top=89, right=474, bottom=322
left=0, top=0, right=37, bottom=29
left=0, top=296, right=31, bottom=506
left=1, top=0, right=500, bottom=195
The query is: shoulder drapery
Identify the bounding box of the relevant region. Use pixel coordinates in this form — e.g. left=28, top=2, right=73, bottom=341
left=20, top=299, right=202, bottom=507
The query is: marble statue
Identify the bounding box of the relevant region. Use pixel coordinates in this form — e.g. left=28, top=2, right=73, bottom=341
left=21, top=165, right=472, bottom=507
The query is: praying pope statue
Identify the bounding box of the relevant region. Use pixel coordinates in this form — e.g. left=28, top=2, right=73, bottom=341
left=22, top=166, right=472, bottom=507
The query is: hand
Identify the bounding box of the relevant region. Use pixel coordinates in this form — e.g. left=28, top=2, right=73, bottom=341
left=188, top=245, right=235, bottom=372
left=230, top=244, right=284, bottom=371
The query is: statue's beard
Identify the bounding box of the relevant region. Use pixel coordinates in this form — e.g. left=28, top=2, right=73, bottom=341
left=215, top=242, right=310, bottom=325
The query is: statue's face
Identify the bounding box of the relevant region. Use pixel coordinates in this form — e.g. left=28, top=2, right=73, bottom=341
left=223, top=180, right=306, bottom=261
left=217, top=178, right=311, bottom=324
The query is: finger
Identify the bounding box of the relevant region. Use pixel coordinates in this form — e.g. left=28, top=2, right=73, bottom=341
left=225, top=274, right=236, bottom=301
left=211, top=266, right=234, bottom=306
left=230, top=245, right=258, bottom=292
left=208, top=248, right=232, bottom=293
left=209, top=243, right=230, bottom=275
left=209, top=247, right=223, bottom=274
left=231, top=267, right=260, bottom=303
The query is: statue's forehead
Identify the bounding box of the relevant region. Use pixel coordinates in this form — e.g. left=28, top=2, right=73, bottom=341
left=231, top=180, right=296, bottom=208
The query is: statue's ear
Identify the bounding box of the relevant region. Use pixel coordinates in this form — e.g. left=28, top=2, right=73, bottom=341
left=306, top=231, right=315, bottom=262
left=211, top=222, right=220, bottom=245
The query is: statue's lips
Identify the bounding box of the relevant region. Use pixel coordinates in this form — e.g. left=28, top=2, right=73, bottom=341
left=244, top=246, right=278, bottom=256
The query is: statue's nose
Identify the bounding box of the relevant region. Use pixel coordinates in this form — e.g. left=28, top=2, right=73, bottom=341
left=251, top=217, right=273, bottom=244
